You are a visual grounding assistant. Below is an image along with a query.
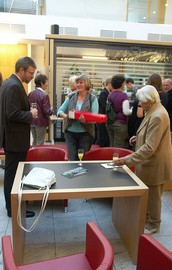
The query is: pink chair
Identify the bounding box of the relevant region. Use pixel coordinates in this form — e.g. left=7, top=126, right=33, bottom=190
left=1, top=222, right=114, bottom=270
left=84, top=147, right=135, bottom=172
left=26, top=146, right=68, bottom=212
left=137, top=234, right=172, bottom=270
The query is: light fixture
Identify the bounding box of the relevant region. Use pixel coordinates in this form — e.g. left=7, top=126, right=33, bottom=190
left=82, top=56, right=108, bottom=60
left=165, top=3, right=168, bottom=7
left=0, top=33, right=18, bottom=44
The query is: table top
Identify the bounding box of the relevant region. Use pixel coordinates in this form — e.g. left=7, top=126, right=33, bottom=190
left=50, top=115, right=62, bottom=121
left=12, top=161, right=148, bottom=198
left=23, top=162, right=137, bottom=189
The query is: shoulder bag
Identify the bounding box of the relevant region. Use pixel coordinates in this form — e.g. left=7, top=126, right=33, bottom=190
left=17, top=167, right=56, bottom=232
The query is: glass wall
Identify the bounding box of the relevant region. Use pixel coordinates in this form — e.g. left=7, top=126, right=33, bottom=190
left=127, top=0, right=166, bottom=23
left=47, top=36, right=172, bottom=141
left=0, top=0, right=170, bottom=24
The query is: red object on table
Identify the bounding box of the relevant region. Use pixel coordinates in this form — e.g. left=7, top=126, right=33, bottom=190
left=69, top=110, right=107, bottom=123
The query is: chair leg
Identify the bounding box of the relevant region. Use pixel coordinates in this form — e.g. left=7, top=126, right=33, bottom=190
left=63, top=199, right=68, bottom=213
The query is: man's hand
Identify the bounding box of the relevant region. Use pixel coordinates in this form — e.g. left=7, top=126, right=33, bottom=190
left=31, top=108, right=38, bottom=118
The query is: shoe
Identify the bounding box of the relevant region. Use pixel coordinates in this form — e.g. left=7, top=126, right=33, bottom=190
left=7, top=210, right=11, bottom=218
left=144, top=224, right=160, bottom=235
left=26, top=210, right=35, bottom=218
left=7, top=210, right=35, bottom=218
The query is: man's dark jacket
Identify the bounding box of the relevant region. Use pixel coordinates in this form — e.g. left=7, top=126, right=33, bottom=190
left=0, top=74, right=32, bottom=152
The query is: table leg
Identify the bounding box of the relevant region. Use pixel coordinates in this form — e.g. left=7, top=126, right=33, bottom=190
left=11, top=195, right=26, bottom=266
left=112, top=190, right=148, bottom=264
left=51, top=121, right=54, bottom=144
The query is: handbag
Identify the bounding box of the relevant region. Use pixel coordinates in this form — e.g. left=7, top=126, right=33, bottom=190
left=106, top=92, right=120, bottom=124
left=17, top=167, right=56, bottom=232
left=106, top=101, right=117, bottom=124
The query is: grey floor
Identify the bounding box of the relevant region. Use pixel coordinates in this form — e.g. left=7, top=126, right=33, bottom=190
left=0, top=166, right=172, bottom=270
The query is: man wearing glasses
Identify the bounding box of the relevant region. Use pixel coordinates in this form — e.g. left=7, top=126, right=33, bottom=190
left=0, top=56, right=38, bottom=218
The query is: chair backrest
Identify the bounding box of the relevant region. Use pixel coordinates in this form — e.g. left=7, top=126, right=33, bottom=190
left=137, top=234, right=172, bottom=270
left=1, top=236, right=18, bottom=270
left=84, top=147, right=135, bottom=172
left=86, top=222, right=114, bottom=270
left=26, top=146, right=67, bottom=161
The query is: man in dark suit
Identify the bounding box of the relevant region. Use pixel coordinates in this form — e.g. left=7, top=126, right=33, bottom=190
left=162, top=78, right=172, bottom=134
left=0, top=56, right=38, bottom=217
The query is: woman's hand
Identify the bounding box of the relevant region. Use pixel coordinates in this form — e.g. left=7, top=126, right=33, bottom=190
left=113, top=158, right=126, bottom=166
left=60, top=112, right=68, bottom=119
left=79, top=114, right=86, bottom=123
left=129, top=136, right=136, bottom=146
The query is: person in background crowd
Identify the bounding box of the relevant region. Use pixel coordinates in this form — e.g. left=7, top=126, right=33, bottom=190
left=126, top=78, right=138, bottom=106
left=69, top=75, right=78, bottom=92
left=162, top=78, right=172, bottom=92
left=28, top=74, right=54, bottom=146
left=114, top=85, right=172, bottom=234
left=128, top=73, right=168, bottom=147
left=0, top=56, right=37, bottom=218
left=126, top=78, right=140, bottom=141
left=0, top=72, right=3, bottom=87
left=106, top=74, right=132, bottom=148
left=147, top=73, right=168, bottom=108
left=162, top=78, right=172, bottom=133
left=127, top=98, right=144, bottom=145
left=57, top=74, right=98, bottom=160
left=96, top=76, right=112, bottom=147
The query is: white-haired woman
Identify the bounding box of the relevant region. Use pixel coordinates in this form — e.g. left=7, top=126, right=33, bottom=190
left=114, top=85, right=172, bottom=234
left=69, top=75, right=78, bottom=92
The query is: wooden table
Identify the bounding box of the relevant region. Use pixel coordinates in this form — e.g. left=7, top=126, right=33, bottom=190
left=11, top=161, right=148, bottom=265
left=49, top=115, right=63, bottom=144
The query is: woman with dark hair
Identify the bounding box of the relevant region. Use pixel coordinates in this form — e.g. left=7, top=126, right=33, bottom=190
left=147, top=73, right=168, bottom=107
left=28, top=73, right=54, bottom=146
left=106, top=74, right=132, bottom=148
left=57, top=74, right=98, bottom=160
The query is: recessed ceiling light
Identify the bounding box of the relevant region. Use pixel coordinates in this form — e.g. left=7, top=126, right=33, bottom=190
left=0, top=33, right=18, bottom=44
left=143, top=16, right=146, bottom=19
left=153, top=11, right=156, bottom=14
left=165, top=3, right=168, bottom=7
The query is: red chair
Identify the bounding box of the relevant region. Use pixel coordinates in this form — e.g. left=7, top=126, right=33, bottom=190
left=0, top=147, right=5, bottom=169
left=137, top=234, right=172, bottom=270
left=26, top=146, right=68, bottom=212
left=33, top=144, right=69, bottom=160
left=27, top=146, right=68, bottom=161
left=0, top=147, right=5, bottom=160
left=84, top=147, right=135, bottom=172
left=1, top=222, right=114, bottom=270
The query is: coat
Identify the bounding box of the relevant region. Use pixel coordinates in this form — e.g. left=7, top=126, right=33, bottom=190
left=28, top=88, right=53, bottom=127
left=0, top=74, right=32, bottom=152
left=125, top=102, right=172, bottom=185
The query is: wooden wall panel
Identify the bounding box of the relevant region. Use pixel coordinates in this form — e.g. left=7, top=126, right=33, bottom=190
left=0, top=44, right=28, bottom=90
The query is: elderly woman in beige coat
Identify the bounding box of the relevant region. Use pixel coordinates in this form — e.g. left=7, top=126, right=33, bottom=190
left=114, top=85, right=172, bottom=234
